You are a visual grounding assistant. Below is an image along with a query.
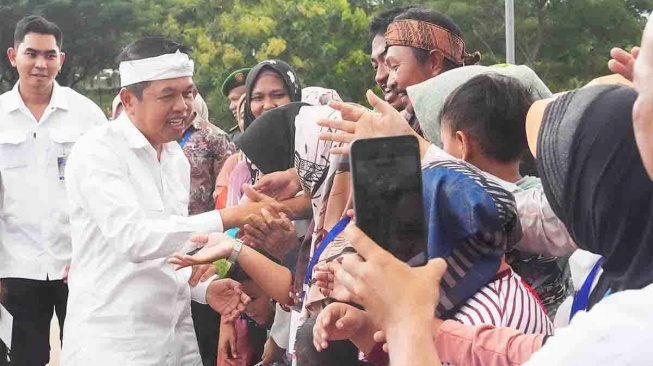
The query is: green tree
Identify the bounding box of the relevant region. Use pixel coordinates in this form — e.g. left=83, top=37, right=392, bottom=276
left=155, top=0, right=374, bottom=130
left=0, top=0, right=148, bottom=91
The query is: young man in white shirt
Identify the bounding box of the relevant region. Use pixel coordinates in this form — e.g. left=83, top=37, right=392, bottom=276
left=0, top=15, right=107, bottom=366
left=61, top=36, right=278, bottom=366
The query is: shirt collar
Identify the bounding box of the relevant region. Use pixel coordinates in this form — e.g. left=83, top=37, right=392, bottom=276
left=116, top=113, right=185, bottom=157
left=4, top=81, right=69, bottom=113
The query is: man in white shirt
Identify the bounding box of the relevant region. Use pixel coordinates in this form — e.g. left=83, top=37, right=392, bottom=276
left=0, top=15, right=106, bottom=366
left=61, top=36, right=276, bottom=366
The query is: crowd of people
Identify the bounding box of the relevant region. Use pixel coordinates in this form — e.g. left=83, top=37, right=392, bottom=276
left=0, top=5, right=652, bottom=366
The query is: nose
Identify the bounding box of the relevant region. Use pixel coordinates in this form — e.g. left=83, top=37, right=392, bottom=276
left=375, top=64, right=389, bottom=88
left=35, top=55, right=47, bottom=69
left=173, top=93, right=189, bottom=114
left=262, top=96, right=277, bottom=111
left=387, top=69, right=398, bottom=91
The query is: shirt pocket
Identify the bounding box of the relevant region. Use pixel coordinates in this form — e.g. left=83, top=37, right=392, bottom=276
left=0, top=130, right=30, bottom=170
left=50, top=127, right=83, bottom=159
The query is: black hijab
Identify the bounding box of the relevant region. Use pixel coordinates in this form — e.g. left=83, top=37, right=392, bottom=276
left=243, top=60, right=302, bottom=130
left=537, top=85, right=653, bottom=303
left=236, top=102, right=309, bottom=175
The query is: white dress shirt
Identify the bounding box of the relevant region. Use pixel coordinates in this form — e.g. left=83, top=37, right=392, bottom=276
left=0, top=81, right=106, bottom=280
left=61, top=113, right=224, bottom=366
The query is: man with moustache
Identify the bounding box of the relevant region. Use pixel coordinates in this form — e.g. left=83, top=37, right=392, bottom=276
left=61, top=36, right=284, bottom=366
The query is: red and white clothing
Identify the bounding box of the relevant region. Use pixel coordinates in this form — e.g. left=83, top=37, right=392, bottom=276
left=454, top=269, right=554, bottom=336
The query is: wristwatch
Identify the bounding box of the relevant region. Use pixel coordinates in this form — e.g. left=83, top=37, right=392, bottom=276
left=227, top=239, right=243, bottom=264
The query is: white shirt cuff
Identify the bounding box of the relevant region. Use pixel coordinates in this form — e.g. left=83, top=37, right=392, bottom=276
left=185, top=210, right=224, bottom=234
left=190, top=274, right=219, bottom=304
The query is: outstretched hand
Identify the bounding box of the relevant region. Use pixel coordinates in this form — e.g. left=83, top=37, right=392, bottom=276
left=313, top=302, right=375, bottom=353
left=168, top=232, right=236, bottom=269
left=252, top=168, right=302, bottom=201
left=608, top=47, right=640, bottom=81
left=207, top=279, right=251, bottom=322
left=317, top=90, right=419, bottom=155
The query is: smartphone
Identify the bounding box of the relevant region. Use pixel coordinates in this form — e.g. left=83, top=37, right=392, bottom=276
left=350, top=135, right=426, bottom=263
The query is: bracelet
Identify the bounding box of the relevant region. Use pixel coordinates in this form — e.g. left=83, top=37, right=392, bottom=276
left=227, top=239, right=243, bottom=264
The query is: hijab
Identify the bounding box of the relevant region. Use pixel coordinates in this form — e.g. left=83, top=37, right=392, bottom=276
left=243, top=59, right=302, bottom=130
left=537, top=85, right=653, bottom=304
left=236, top=102, right=309, bottom=175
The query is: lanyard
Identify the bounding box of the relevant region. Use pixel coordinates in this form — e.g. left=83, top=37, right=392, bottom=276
left=570, top=256, right=605, bottom=321
left=303, top=215, right=351, bottom=286
left=178, top=127, right=193, bottom=148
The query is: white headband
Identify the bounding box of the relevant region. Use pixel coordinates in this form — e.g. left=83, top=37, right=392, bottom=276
left=119, top=50, right=194, bottom=87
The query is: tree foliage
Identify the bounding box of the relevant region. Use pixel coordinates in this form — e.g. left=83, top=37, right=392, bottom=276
left=0, top=0, right=650, bottom=127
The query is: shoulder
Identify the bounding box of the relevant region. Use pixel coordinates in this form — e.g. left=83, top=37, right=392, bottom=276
left=60, top=87, right=107, bottom=123
left=69, top=123, right=119, bottom=165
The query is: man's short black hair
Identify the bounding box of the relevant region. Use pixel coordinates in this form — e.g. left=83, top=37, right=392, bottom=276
left=116, top=36, right=192, bottom=99
left=14, top=16, right=63, bottom=49
left=394, top=8, right=463, bottom=71
left=368, top=5, right=422, bottom=40
left=294, top=316, right=364, bottom=366
left=440, top=74, right=534, bottom=163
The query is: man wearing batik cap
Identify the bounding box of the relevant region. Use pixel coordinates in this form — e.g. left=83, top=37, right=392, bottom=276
left=383, top=8, right=480, bottom=139
left=61, top=36, right=284, bottom=366
left=221, top=68, right=250, bottom=141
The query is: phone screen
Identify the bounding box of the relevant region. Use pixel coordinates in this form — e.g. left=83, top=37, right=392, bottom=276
left=350, top=136, right=426, bottom=262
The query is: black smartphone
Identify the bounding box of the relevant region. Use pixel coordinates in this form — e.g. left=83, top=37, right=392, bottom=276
left=350, top=135, right=426, bottom=263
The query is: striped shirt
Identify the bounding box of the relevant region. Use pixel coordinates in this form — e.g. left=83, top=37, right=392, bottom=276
left=454, top=269, right=554, bottom=336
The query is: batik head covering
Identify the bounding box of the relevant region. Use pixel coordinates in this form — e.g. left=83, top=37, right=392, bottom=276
left=535, top=85, right=653, bottom=305
left=243, top=59, right=302, bottom=130
left=385, top=19, right=481, bottom=67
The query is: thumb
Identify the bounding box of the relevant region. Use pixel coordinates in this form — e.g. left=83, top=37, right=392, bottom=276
left=191, top=234, right=209, bottom=245
left=423, top=258, right=448, bottom=284
left=336, top=309, right=362, bottom=331
left=243, top=184, right=269, bottom=203
left=366, top=89, right=395, bottom=115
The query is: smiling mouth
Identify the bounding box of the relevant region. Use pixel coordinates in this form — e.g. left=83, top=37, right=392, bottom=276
left=168, top=117, right=187, bottom=129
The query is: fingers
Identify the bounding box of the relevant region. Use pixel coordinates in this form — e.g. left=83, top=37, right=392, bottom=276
left=328, top=100, right=366, bottom=122
left=328, top=145, right=351, bottom=155
left=191, top=234, right=209, bottom=245
left=314, top=309, right=333, bottom=351
left=229, top=336, right=238, bottom=359
left=277, top=212, right=293, bottom=231
left=189, top=265, right=204, bottom=287
left=319, top=131, right=355, bottom=145
left=317, top=118, right=357, bottom=134
left=632, top=46, right=640, bottom=59
left=373, top=330, right=386, bottom=343
left=366, top=89, right=395, bottom=115
left=243, top=184, right=267, bottom=203
left=341, top=222, right=386, bottom=261
left=200, top=265, right=217, bottom=282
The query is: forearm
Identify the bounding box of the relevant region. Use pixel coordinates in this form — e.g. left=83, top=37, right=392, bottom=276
left=387, top=319, right=440, bottom=366
left=281, top=195, right=312, bottom=220
left=237, top=245, right=293, bottom=305
left=435, top=320, right=545, bottom=366
left=350, top=318, right=380, bottom=355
